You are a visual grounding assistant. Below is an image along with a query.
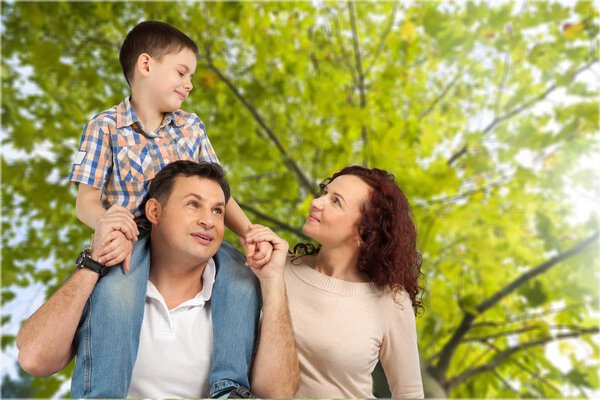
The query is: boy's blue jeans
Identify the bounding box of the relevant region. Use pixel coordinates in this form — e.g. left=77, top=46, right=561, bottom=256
left=71, top=231, right=261, bottom=398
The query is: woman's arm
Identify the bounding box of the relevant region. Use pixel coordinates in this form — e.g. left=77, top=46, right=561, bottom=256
left=380, top=292, right=425, bottom=399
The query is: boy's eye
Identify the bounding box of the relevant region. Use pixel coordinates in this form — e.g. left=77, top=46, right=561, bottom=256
left=178, top=71, right=184, bottom=77
left=332, top=197, right=341, bottom=206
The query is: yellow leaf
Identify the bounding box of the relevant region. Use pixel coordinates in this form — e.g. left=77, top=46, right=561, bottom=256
left=563, top=22, right=584, bottom=39
left=197, top=70, right=217, bottom=89
left=400, top=21, right=417, bottom=42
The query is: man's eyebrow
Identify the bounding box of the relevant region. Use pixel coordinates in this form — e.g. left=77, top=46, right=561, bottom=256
left=185, top=193, right=225, bottom=207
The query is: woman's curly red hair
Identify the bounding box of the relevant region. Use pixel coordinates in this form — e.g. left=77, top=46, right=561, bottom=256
left=303, top=166, right=423, bottom=314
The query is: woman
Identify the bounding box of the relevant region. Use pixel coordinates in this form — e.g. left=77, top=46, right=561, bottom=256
left=286, top=165, right=424, bottom=398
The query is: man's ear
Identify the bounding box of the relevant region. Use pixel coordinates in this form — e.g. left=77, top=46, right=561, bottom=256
left=145, top=198, right=161, bottom=225
left=136, top=53, right=152, bottom=78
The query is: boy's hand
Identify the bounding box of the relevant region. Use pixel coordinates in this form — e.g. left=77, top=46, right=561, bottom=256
left=243, top=225, right=288, bottom=281
left=241, top=225, right=274, bottom=269
left=104, top=205, right=139, bottom=241
left=91, top=209, right=135, bottom=272
left=97, top=230, right=133, bottom=271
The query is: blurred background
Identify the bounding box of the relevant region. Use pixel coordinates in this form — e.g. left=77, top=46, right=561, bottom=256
left=1, top=1, right=599, bottom=397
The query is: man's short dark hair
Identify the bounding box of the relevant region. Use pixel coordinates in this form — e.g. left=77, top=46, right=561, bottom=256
left=119, top=20, right=200, bottom=85
left=139, top=161, right=231, bottom=217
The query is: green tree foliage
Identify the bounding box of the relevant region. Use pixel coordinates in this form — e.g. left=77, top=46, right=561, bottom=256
left=2, top=1, right=599, bottom=397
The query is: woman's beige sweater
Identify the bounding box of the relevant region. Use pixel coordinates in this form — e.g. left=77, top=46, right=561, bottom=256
left=285, top=256, right=424, bottom=399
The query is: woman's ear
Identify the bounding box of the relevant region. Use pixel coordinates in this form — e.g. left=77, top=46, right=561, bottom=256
left=145, top=198, right=161, bottom=225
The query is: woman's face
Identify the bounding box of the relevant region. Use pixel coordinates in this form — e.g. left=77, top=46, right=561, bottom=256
left=302, top=174, right=372, bottom=248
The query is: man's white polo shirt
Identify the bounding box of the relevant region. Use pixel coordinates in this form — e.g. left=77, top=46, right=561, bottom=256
left=127, top=258, right=216, bottom=398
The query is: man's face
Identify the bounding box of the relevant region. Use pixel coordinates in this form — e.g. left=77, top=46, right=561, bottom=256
left=153, top=175, right=225, bottom=266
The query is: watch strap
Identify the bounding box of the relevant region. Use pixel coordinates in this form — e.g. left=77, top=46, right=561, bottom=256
left=77, top=248, right=109, bottom=277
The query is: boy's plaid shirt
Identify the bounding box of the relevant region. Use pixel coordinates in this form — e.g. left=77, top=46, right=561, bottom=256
left=70, top=97, right=219, bottom=217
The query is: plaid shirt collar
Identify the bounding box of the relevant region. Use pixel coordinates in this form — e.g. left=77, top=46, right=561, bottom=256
left=115, top=97, right=186, bottom=133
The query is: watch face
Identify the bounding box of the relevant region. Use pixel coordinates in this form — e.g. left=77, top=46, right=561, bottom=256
left=76, top=252, right=85, bottom=267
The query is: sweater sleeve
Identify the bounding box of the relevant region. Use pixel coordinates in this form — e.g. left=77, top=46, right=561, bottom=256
left=379, top=292, right=424, bottom=399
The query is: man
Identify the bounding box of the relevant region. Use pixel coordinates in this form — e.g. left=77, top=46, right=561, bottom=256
left=16, top=161, right=299, bottom=398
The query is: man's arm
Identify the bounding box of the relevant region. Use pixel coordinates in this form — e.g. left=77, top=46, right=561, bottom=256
left=244, top=225, right=299, bottom=398
left=16, top=268, right=99, bottom=376
left=16, top=210, right=134, bottom=376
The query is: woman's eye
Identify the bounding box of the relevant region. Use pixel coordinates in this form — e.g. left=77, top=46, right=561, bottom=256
left=212, top=208, right=224, bottom=215
left=332, top=197, right=341, bottom=206
left=188, top=201, right=199, bottom=208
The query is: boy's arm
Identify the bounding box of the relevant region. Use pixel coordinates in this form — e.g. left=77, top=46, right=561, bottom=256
left=76, top=183, right=107, bottom=230
left=245, top=226, right=299, bottom=398
left=225, top=198, right=273, bottom=267
left=76, top=184, right=138, bottom=271
left=16, top=212, right=131, bottom=376
left=224, top=197, right=252, bottom=238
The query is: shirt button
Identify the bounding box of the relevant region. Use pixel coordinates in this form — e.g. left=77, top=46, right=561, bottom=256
left=165, top=160, right=170, bottom=164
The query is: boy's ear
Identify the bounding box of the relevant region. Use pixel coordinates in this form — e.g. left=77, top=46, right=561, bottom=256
left=136, top=53, right=152, bottom=78
left=145, top=198, right=161, bottom=224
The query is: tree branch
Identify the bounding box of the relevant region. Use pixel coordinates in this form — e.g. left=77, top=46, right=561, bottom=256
left=446, top=327, right=600, bottom=389
left=416, top=178, right=508, bottom=208
left=430, top=232, right=599, bottom=381
left=491, top=370, right=521, bottom=396
left=494, top=51, right=511, bottom=119
left=475, top=232, right=599, bottom=314
left=472, top=303, right=588, bottom=328
left=237, top=201, right=309, bottom=240
left=419, top=70, right=461, bottom=119
left=328, top=5, right=357, bottom=85
left=364, top=1, right=399, bottom=75
left=463, top=325, right=544, bottom=342
left=447, top=58, right=599, bottom=165
left=464, top=323, right=597, bottom=343
left=204, top=46, right=315, bottom=195
left=348, top=1, right=369, bottom=166
left=505, top=350, right=563, bottom=396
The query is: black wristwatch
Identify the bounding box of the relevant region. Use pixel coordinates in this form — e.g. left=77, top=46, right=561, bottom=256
left=76, top=248, right=109, bottom=277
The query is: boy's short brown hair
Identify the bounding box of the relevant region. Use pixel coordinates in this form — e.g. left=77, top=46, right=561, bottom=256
left=119, top=20, right=200, bottom=85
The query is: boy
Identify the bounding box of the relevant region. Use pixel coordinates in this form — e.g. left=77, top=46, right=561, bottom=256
left=70, top=20, right=270, bottom=269
left=69, top=21, right=270, bottom=397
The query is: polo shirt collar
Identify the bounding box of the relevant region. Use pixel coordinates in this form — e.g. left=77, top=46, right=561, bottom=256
left=146, top=257, right=217, bottom=309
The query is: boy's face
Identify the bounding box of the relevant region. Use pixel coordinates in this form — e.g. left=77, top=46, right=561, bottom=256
left=147, top=48, right=197, bottom=112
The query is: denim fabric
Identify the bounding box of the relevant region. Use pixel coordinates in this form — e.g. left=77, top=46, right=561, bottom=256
left=71, top=232, right=261, bottom=398
left=209, top=241, right=261, bottom=397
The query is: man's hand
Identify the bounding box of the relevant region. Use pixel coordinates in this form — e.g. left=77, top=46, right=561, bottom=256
left=243, top=224, right=288, bottom=281
left=91, top=208, right=136, bottom=271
